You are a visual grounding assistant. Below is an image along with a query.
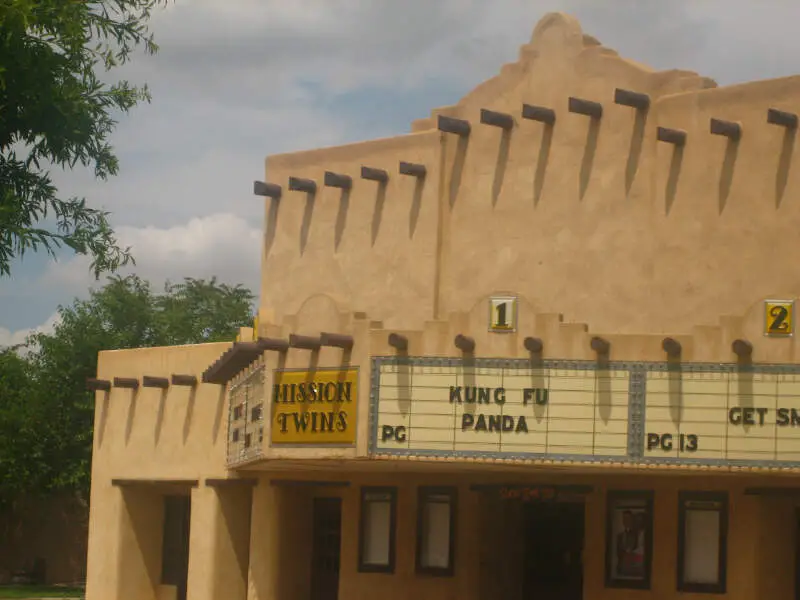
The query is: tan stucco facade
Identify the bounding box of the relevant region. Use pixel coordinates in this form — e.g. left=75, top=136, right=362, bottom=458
left=86, top=12, right=800, bottom=600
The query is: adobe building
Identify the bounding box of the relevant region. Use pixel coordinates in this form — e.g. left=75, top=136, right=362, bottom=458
left=85, top=12, right=800, bottom=600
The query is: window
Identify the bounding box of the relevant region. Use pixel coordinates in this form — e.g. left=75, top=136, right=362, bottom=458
left=605, top=490, right=654, bottom=590
left=358, top=487, right=397, bottom=573
left=416, top=486, right=456, bottom=576
left=677, top=491, right=728, bottom=593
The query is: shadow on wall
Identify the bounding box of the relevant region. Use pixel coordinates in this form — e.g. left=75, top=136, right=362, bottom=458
left=299, top=190, right=316, bottom=256
left=255, top=95, right=800, bottom=250
left=665, top=145, right=685, bottom=216
left=718, top=138, right=740, bottom=215
left=579, top=117, right=600, bottom=200
left=776, top=126, right=796, bottom=208
left=334, top=188, right=350, bottom=251
left=449, top=135, right=469, bottom=209
left=491, top=128, right=512, bottom=206
left=124, top=388, right=138, bottom=446
left=625, top=108, right=648, bottom=196
left=370, top=181, right=387, bottom=246
left=264, top=197, right=280, bottom=258
left=534, top=123, right=554, bottom=206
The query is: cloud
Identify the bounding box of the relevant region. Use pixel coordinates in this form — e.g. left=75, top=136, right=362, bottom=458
left=1, top=214, right=262, bottom=347
left=44, top=213, right=263, bottom=296
left=0, top=312, right=61, bottom=350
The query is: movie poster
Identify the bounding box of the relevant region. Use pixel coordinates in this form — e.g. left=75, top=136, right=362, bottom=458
left=608, top=500, right=649, bottom=582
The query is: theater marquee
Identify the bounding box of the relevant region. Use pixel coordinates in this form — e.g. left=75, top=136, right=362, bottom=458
left=370, top=357, right=635, bottom=461
left=271, top=367, right=359, bottom=445
left=369, top=358, right=800, bottom=468
left=643, top=368, right=800, bottom=464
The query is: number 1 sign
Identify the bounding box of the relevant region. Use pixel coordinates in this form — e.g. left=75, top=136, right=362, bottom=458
left=489, top=296, right=518, bottom=333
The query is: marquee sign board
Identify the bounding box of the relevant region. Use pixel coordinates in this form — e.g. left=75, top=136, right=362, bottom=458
left=368, top=357, right=800, bottom=469
left=370, top=357, right=636, bottom=461
left=643, top=368, right=800, bottom=464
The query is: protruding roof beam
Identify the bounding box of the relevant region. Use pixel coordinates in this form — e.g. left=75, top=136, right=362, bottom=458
left=521, top=104, right=556, bottom=125
left=614, top=88, right=650, bottom=111
left=388, top=333, right=408, bottom=351
left=767, top=108, right=798, bottom=129
left=253, top=181, right=282, bottom=199
left=454, top=334, right=475, bottom=353
left=523, top=336, right=543, bottom=353
left=86, top=378, right=111, bottom=391
left=590, top=336, right=610, bottom=354
left=657, top=127, right=687, bottom=146
left=320, top=332, right=354, bottom=350
left=568, top=97, right=603, bottom=119
left=171, top=374, right=198, bottom=387
left=360, top=166, right=389, bottom=183
left=662, top=337, right=682, bottom=358
left=142, top=376, right=170, bottom=389
left=480, top=108, right=514, bottom=130
left=399, top=161, right=427, bottom=178
left=437, top=115, right=471, bottom=137
left=288, top=176, right=317, bottom=194
left=259, top=337, right=290, bottom=352
left=324, top=171, right=352, bottom=190
left=288, top=334, right=322, bottom=351
left=710, top=118, right=741, bottom=141
left=114, top=377, right=139, bottom=390
left=732, top=339, right=753, bottom=358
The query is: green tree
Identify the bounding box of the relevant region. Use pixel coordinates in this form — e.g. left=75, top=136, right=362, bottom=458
left=3, top=274, right=254, bottom=500
left=0, top=349, right=37, bottom=507
left=0, top=0, right=169, bottom=277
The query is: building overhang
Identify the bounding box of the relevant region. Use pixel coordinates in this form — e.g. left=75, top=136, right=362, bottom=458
left=202, top=337, right=290, bottom=385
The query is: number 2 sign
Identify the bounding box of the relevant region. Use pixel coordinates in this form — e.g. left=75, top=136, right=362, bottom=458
left=489, top=296, right=518, bottom=333
left=764, top=299, right=794, bottom=337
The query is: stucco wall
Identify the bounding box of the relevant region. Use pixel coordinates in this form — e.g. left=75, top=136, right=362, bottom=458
left=85, top=343, right=234, bottom=600
left=273, top=470, right=784, bottom=600
left=261, top=131, right=441, bottom=331
left=258, top=12, right=800, bottom=340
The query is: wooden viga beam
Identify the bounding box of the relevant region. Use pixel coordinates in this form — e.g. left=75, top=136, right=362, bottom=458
left=253, top=181, right=282, bottom=199
left=142, top=376, right=170, bottom=389
left=437, top=115, right=471, bottom=136
left=86, top=378, right=111, bottom=391
left=288, top=176, right=317, bottom=194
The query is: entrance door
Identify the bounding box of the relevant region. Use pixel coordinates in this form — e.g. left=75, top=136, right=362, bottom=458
left=310, top=497, right=342, bottom=600
left=161, top=495, right=191, bottom=600
left=523, top=501, right=585, bottom=600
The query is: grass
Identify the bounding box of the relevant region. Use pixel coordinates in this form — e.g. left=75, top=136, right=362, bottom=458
left=0, top=586, right=84, bottom=599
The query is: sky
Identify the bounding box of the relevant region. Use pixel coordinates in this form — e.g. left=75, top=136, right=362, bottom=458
left=2, top=0, right=800, bottom=347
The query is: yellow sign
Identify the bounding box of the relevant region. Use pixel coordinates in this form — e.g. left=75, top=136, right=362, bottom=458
left=644, top=370, right=800, bottom=462
left=375, top=362, right=629, bottom=456
left=271, top=368, right=358, bottom=445
left=489, top=296, right=518, bottom=332
left=764, top=299, right=794, bottom=337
